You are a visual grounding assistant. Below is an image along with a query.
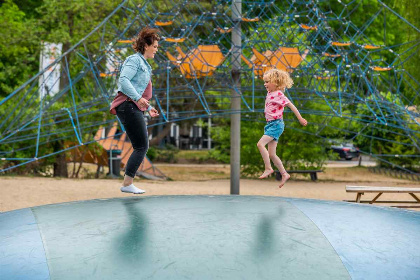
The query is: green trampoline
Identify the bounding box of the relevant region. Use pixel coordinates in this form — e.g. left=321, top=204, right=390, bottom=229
left=1, top=196, right=419, bottom=279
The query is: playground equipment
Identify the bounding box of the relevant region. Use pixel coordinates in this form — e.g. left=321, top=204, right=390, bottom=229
left=94, top=125, right=166, bottom=179
left=0, top=0, right=419, bottom=174
left=167, top=45, right=226, bottom=78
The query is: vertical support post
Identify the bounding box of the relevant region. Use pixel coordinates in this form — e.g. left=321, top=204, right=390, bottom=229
left=109, top=149, right=113, bottom=177
left=252, top=65, right=255, bottom=111
left=166, top=61, right=170, bottom=121
left=208, top=117, right=211, bottom=149
left=231, top=0, right=241, bottom=195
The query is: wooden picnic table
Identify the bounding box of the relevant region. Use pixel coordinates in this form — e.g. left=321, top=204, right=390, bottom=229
left=345, top=185, right=420, bottom=208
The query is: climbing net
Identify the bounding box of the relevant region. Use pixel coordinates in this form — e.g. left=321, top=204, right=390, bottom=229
left=0, top=0, right=419, bottom=173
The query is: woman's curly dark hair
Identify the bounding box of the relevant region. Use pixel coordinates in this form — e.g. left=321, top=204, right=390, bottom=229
left=132, top=27, right=160, bottom=54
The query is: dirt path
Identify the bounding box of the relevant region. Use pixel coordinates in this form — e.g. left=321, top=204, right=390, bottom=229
left=1, top=171, right=419, bottom=212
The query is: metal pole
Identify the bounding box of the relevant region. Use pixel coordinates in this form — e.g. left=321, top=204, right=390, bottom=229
left=208, top=117, right=211, bottom=149
left=109, top=149, right=113, bottom=177
left=231, top=0, right=241, bottom=195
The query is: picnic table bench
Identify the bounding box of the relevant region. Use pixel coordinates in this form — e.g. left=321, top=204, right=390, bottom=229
left=345, top=185, right=420, bottom=208
left=275, top=170, right=323, bottom=181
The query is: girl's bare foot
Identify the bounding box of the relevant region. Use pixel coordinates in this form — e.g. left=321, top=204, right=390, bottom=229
left=259, top=169, right=274, bottom=179
left=279, top=173, right=290, bottom=188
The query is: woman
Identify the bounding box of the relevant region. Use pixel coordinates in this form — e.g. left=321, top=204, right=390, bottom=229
left=110, top=27, right=160, bottom=194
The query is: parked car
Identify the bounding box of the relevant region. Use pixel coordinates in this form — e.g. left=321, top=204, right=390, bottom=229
left=330, top=143, right=360, bottom=160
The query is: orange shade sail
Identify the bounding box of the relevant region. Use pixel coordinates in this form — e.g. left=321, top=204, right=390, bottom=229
left=217, top=27, right=232, bottom=33
left=165, top=38, right=186, bottom=43
left=332, top=42, right=352, bottom=47
left=323, top=52, right=341, bottom=58
left=363, top=45, right=381, bottom=50
left=117, top=40, right=133, bottom=43
left=370, top=66, right=392, bottom=71
left=242, top=47, right=308, bottom=78
left=167, top=45, right=225, bottom=78
left=300, top=24, right=318, bottom=30
left=242, top=17, right=259, bottom=22
left=155, top=21, right=173, bottom=26
left=100, top=73, right=115, bottom=77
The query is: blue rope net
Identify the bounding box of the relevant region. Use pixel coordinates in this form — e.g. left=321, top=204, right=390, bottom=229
left=0, top=0, right=419, bottom=173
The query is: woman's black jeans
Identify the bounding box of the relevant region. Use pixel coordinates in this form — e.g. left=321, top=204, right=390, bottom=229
left=115, top=100, right=148, bottom=178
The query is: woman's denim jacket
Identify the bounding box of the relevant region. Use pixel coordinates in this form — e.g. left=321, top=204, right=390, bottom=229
left=117, top=53, right=152, bottom=102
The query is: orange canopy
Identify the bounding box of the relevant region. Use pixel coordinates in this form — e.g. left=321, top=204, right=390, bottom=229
left=117, top=39, right=133, bottom=43
left=217, top=27, right=232, bottom=33
left=242, top=47, right=308, bottom=78
left=166, top=45, right=225, bottom=78
left=155, top=21, right=173, bottom=26
left=323, top=52, right=341, bottom=58
left=332, top=42, right=352, bottom=47
left=363, top=45, right=381, bottom=50
left=165, top=38, right=185, bottom=43
left=242, top=17, right=259, bottom=22
left=300, top=24, right=317, bottom=30
left=100, top=73, right=114, bottom=77
left=370, top=66, right=392, bottom=71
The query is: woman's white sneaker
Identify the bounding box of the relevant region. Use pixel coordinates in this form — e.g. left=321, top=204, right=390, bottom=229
left=120, top=184, right=146, bottom=194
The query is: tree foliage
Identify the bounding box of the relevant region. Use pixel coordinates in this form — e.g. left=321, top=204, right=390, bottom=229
left=0, top=0, right=40, bottom=96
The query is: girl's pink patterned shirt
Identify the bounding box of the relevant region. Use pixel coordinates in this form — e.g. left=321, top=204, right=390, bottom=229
left=264, top=90, right=290, bottom=121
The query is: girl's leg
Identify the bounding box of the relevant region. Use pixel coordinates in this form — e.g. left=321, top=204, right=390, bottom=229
left=257, top=135, right=275, bottom=178
left=267, top=141, right=290, bottom=188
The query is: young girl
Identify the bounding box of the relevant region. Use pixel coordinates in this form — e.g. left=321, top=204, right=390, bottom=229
left=257, top=68, right=307, bottom=188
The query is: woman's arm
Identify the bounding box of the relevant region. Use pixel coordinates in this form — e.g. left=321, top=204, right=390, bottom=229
left=286, top=102, right=307, bottom=126
left=148, top=107, right=159, bottom=117
left=118, top=57, right=141, bottom=101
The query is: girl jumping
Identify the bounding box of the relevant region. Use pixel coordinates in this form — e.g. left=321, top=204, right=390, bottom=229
left=257, top=68, right=307, bottom=188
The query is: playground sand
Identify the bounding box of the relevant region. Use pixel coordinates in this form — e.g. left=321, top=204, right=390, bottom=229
left=1, top=166, right=419, bottom=212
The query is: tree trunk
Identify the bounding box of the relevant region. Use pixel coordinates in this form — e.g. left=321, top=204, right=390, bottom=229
left=53, top=144, right=68, bottom=177
left=75, top=147, right=88, bottom=178
left=71, top=160, right=77, bottom=177
left=75, top=160, right=84, bottom=178
left=53, top=11, right=74, bottom=178
left=95, top=164, right=102, bottom=178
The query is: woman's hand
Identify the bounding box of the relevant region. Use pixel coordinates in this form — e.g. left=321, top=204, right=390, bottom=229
left=149, top=108, right=159, bottom=118
left=137, top=97, right=149, bottom=109
left=299, top=117, right=308, bottom=126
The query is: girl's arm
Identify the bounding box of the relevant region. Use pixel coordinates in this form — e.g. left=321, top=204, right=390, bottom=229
left=286, top=102, right=307, bottom=126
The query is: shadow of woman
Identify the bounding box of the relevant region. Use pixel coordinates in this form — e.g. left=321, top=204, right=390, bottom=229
left=112, top=198, right=150, bottom=266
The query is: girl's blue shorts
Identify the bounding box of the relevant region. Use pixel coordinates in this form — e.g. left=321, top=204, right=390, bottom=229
left=264, top=119, right=285, bottom=142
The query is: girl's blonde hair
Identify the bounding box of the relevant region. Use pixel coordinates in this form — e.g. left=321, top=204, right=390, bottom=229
left=263, top=68, right=294, bottom=89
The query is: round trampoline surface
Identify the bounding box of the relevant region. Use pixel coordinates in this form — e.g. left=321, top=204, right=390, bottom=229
left=1, top=195, right=419, bottom=280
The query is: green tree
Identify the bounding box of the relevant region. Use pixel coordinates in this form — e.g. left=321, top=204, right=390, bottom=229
left=353, top=92, right=420, bottom=172
left=34, top=0, right=120, bottom=177
left=0, top=0, right=40, bottom=97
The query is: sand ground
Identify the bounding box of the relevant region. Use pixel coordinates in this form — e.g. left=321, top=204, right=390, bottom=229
left=1, top=165, right=419, bottom=212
